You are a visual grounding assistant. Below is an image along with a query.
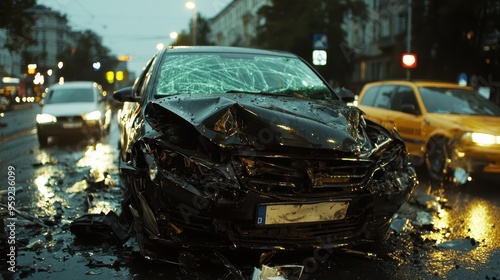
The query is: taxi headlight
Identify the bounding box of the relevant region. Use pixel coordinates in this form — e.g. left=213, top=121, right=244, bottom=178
left=36, top=113, right=57, bottom=123
left=83, top=110, right=101, bottom=121
left=470, top=132, right=500, bottom=145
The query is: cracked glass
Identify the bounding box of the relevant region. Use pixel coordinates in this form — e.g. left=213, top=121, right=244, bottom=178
left=155, top=53, right=335, bottom=100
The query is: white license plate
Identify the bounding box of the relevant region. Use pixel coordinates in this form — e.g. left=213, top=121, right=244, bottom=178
left=62, top=122, right=83, bottom=128
left=256, top=201, right=350, bottom=226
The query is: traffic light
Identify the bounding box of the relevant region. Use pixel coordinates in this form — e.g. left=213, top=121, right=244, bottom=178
left=402, top=53, right=417, bottom=68
left=106, top=71, right=114, bottom=84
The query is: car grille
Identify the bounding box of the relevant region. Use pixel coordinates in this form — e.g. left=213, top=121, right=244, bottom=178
left=57, top=116, right=83, bottom=122
left=232, top=154, right=374, bottom=195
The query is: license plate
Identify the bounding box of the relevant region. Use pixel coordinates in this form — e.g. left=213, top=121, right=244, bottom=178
left=256, top=201, right=349, bottom=226
left=62, top=122, right=83, bottom=128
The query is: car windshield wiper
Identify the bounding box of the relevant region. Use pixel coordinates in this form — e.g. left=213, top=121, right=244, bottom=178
left=153, top=93, right=185, bottom=98
left=226, top=89, right=296, bottom=97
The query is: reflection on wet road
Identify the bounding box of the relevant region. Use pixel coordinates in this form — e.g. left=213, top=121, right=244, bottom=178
left=403, top=179, right=500, bottom=279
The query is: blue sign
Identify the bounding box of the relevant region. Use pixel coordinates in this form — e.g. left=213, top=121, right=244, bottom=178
left=458, top=72, right=467, bottom=86
left=313, top=34, right=327, bottom=50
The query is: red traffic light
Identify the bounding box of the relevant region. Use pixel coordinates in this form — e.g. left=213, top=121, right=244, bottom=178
left=402, top=53, right=417, bottom=68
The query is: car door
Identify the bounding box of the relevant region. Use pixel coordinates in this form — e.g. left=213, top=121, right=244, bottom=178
left=358, top=84, right=398, bottom=131
left=386, top=85, right=426, bottom=157
left=122, top=58, right=156, bottom=160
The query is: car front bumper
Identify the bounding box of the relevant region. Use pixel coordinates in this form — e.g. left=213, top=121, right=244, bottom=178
left=451, top=144, right=500, bottom=174
left=37, top=120, right=101, bottom=137
left=120, top=145, right=418, bottom=260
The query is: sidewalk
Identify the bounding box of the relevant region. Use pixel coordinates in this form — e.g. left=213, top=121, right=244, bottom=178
left=0, top=102, right=42, bottom=142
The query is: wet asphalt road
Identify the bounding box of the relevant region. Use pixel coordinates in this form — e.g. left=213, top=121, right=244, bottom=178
left=0, top=104, right=500, bottom=279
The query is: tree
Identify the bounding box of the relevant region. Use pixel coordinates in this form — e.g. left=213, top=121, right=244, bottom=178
left=172, top=13, right=214, bottom=46
left=252, top=0, right=366, bottom=85
left=171, top=31, right=192, bottom=46
left=412, top=0, right=500, bottom=82
left=0, top=0, right=37, bottom=52
left=57, top=30, right=118, bottom=91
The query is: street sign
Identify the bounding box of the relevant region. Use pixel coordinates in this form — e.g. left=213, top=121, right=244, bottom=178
left=312, top=50, right=327, bottom=66
left=458, top=72, right=467, bottom=86
left=313, top=34, right=327, bottom=50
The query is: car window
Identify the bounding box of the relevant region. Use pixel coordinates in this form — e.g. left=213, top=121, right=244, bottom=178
left=373, top=85, right=396, bottom=109
left=390, top=86, right=420, bottom=113
left=46, top=87, right=95, bottom=104
left=134, top=56, right=156, bottom=100
left=359, top=86, right=379, bottom=106
left=154, top=53, right=334, bottom=100
left=419, top=86, right=500, bottom=116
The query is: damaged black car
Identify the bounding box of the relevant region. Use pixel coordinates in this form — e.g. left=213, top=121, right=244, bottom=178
left=113, top=46, right=418, bottom=261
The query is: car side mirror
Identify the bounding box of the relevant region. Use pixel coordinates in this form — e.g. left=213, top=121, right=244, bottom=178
left=113, top=87, right=140, bottom=103
left=334, top=87, right=355, bottom=104
left=400, top=103, right=418, bottom=115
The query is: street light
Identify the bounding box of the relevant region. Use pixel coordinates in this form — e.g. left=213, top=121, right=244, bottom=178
left=406, top=0, right=412, bottom=79
left=185, top=1, right=197, bottom=45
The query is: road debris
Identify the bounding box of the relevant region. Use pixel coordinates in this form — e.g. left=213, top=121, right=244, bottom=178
left=252, top=264, right=304, bottom=280
left=69, top=211, right=130, bottom=245
left=438, top=238, right=479, bottom=251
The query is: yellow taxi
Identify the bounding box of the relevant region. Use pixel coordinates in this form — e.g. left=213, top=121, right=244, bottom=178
left=357, top=80, right=500, bottom=185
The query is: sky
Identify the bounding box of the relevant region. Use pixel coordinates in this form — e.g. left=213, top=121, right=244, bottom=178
left=38, top=0, right=233, bottom=76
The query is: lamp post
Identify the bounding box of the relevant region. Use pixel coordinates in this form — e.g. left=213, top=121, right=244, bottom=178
left=406, top=0, right=412, bottom=80
left=185, top=1, right=197, bottom=45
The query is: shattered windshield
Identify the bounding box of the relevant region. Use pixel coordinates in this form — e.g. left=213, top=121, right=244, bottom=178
left=155, top=53, right=335, bottom=100
left=419, top=87, right=500, bottom=116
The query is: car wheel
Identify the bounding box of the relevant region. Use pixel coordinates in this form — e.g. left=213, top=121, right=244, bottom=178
left=37, top=131, right=48, bottom=147
left=425, top=136, right=450, bottom=182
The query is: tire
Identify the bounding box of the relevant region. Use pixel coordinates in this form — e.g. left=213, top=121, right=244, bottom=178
left=425, top=136, right=450, bottom=182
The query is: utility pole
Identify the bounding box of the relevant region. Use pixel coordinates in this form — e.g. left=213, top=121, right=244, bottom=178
left=406, top=0, right=412, bottom=80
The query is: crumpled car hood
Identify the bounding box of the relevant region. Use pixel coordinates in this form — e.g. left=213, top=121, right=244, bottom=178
left=145, top=94, right=373, bottom=154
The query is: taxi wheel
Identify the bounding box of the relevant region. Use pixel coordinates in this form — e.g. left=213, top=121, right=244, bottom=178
left=425, top=136, right=450, bottom=182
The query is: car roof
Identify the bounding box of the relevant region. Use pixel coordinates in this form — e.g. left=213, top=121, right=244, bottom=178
left=363, top=80, right=475, bottom=90
left=49, top=81, right=98, bottom=89
left=162, top=46, right=297, bottom=58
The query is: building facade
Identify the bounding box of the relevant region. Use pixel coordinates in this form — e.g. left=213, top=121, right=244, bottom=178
left=343, top=0, right=409, bottom=90
left=26, top=5, right=76, bottom=86
left=0, top=29, right=23, bottom=77
left=209, top=0, right=271, bottom=47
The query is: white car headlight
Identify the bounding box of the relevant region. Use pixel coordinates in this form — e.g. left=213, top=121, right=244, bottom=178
left=36, top=113, right=57, bottom=123
left=83, top=110, right=101, bottom=121
left=470, top=132, right=500, bottom=145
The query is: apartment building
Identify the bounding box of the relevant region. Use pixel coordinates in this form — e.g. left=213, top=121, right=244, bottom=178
left=0, top=29, right=23, bottom=77
left=343, top=0, right=409, bottom=89
left=210, top=0, right=271, bottom=47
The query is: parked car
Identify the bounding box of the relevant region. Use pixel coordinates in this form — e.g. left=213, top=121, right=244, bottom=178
left=36, top=81, right=112, bottom=146
left=113, top=46, right=417, bottom=262
left=357, top=80, right=500, bottom=185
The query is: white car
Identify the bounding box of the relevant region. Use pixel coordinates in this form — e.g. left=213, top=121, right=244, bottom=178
left=36, top=81, right=111, bottom=146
